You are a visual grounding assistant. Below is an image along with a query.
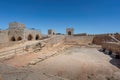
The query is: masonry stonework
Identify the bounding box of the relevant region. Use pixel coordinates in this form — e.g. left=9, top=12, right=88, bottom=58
left=66, top=28, right=74, bottom=35
left=48, top=29, right=56, bottom=35
left=0, top=22, right=42, bottom=45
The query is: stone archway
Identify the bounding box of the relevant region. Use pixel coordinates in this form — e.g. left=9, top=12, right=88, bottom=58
left=36, top=34, right=40, bottom=40
left=17, top=37, right=22, bottom=41
left=28, top=34, right=33, bottom=40
left=68, top=31, right=71, bottom=35
left=11, top=36, right=16, bottom=41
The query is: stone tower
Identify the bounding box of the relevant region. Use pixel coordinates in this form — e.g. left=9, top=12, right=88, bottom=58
left=48, top=29, right=56, bottom=35
left=66, top=28, right=74, bottom=35
left=9, top=22, right=26, bottom=29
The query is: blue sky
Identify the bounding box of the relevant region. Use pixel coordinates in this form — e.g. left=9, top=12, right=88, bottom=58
left=0, top=0, right=120, bottom=34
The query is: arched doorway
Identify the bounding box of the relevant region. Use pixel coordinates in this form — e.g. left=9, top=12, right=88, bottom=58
left=68, top=31, right=71, bottom=35
left=11, top=36, right=16, bottom=41
left=17, top=37, right=22, bottom=41
left=28, top=34, right=33, bottom=40
left=36, top=34, right=40, bottom=40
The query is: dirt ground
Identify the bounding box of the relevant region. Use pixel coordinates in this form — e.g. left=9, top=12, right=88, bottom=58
left=0, top=46, right=120, bottom=80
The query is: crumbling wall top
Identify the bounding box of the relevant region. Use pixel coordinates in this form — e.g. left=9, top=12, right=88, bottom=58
left=9, top=22, right=26, bottom=29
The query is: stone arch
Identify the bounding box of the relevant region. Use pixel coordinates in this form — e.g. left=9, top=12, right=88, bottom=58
left=53, top=32, right=55, bottom=35
left=36, top=34, right=40, bottom=40
left=28, top=34, right=33, bottom=40
left=17, top=36, right=22, bottom=41
left=11, top=36, right=16, bottom=41
left=68, top=31, right=71, bottom=35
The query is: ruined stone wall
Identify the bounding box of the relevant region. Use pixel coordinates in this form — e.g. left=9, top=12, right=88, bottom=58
left=0, top=30, right=9, bottom=43
left=45, top=35, right=65, bottom=49
left=25, top=29, right=42, bottom=41
left=65, top=36, right=94, bottom=45
left=9, top=22, right=25, bottom=29
left=8, top=28, right=24, bottom=41
left=102, top=42, right=120, bottom=55
left=92, top=35, right=115, bottom=45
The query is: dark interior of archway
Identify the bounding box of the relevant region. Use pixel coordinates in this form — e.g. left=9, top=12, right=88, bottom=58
left=17, top=37, right=22, bottom=41
left=68, top=31, right=71, bottom=35
left=11, top=37, right=16, bottom=41
left=28, top=34, right=33, bottom=40
left=36, top=35, right=40, bottom=40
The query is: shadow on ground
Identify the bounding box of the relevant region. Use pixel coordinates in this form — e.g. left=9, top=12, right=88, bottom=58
left=110, top=58, right=120, bottom=69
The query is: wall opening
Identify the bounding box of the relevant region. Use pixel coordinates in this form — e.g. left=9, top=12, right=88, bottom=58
left=11, top=36, right=16, bottom=41
left=109, top=50, right=112, bottom=55
left=36, top=34, right=40, bottom=40
left=68, top=31, right=71, bottom=35
left=17, top=37, right=22, bottom=41
left=53, top=32, right=55, bottom=35
left=28, top=34, right=33, bottom=40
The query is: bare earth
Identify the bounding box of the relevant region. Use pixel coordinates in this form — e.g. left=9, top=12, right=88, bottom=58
left=0, top=46, right=120, bottom=80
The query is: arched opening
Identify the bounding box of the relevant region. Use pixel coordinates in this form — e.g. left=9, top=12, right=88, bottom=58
left=28, top=34, right=33, bottom=40
left=36, top=34, right=40, bottom=40
left=17, top=37, right=22, bottom=41
left=109, top=50, right=112, bottom=55
left=53, top=32, right=55, bottom=35
left=68, top=31, right=71, bottom=35
left=11, top=36, right=16, bottom=41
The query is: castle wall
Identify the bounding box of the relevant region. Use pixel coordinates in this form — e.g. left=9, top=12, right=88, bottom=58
left=65, top=36, right=94, bottom=45
left=8, top=28, right=24, bottom=41
left=24, top=29, right=42, bottom=41
left=0, top=30, right=9, bottom=43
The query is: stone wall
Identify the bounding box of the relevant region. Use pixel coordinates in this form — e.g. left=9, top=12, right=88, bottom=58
left=0, top=30, right=9, bottom=43
left=25, top=29, right=42, bottom=41
left=92, top=35, right=115, bottom=45
left=65, top=36, right=94, bottom=45
left=8, top=28, right=24, bottom=41
left=45, top=35, right=65, bottom=48
left=9, top=22, right=25, bottom=29
left=101, top=42, right=120, bottom=56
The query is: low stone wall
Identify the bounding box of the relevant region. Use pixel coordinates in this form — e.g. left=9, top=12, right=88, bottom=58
left=0, top=41, right=24, bottom=49
left=92, top=35, right=115, bottom=45
left=45, top=35, right=65, bottom=49
left=102, top=42, right=120, bottom=55
left=65, top=36, right=94, bottom=45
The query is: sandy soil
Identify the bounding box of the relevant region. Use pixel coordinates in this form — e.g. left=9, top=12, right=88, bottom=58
left=2, top=53, right=38, bottom=67
left=0, top=46, right=120, bottom=80
left=30, top=47, right=120, bottom=80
